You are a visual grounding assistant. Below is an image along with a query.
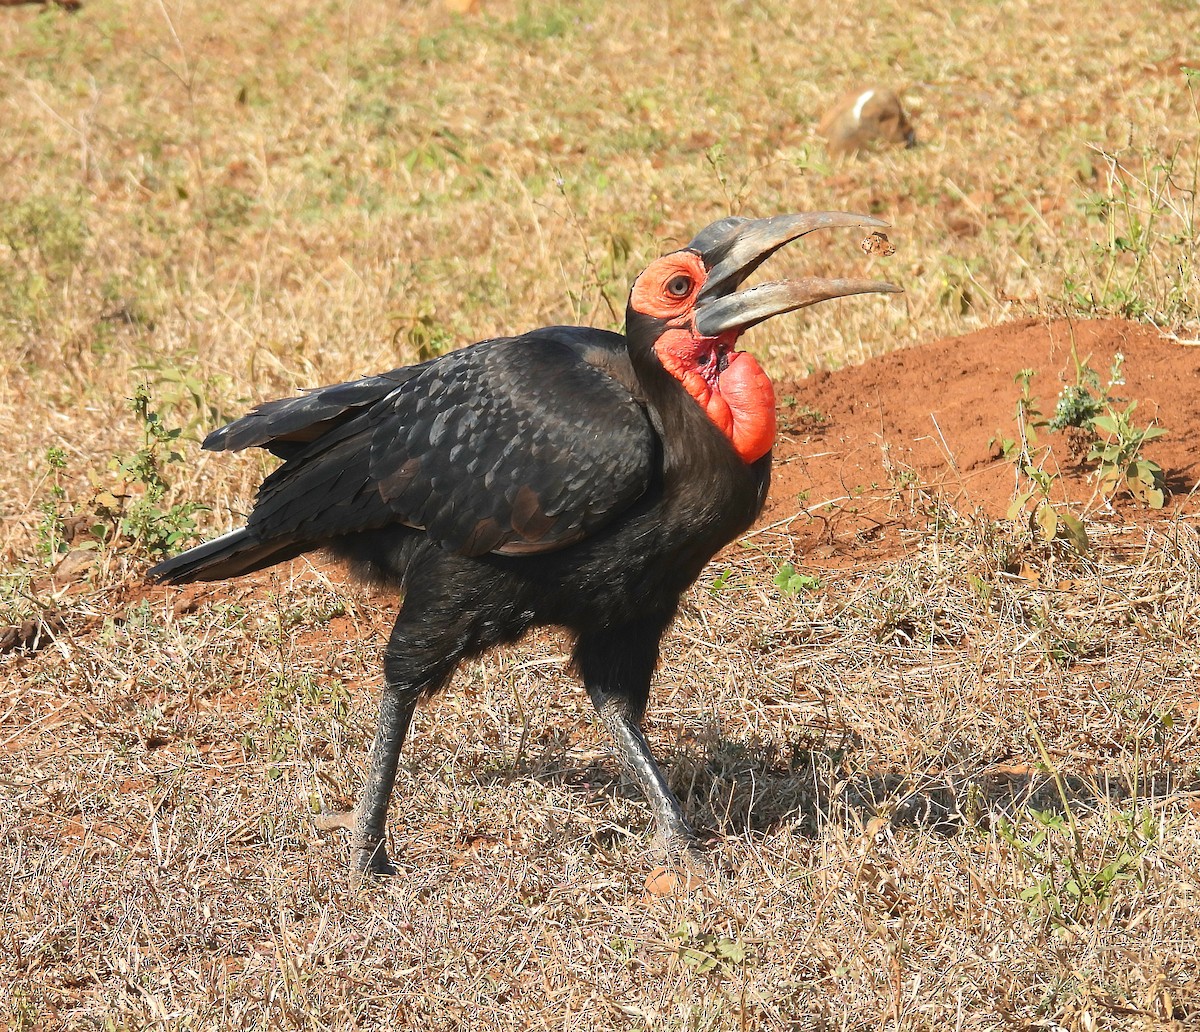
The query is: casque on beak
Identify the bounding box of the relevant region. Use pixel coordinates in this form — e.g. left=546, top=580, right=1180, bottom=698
left=688, top=212, right=902, bottom=338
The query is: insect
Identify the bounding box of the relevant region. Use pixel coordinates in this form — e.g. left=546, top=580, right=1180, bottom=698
left=860, top=230, right=896, bottom=257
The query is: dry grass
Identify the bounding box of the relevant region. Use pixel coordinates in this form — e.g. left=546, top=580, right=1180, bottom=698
left=3, top=1, right=1200, bottom=1029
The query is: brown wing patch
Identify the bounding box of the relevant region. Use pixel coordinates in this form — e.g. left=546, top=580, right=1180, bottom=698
left=459, top=518, right=506, bottom=556
left=511, top=484, right=558, bottom=542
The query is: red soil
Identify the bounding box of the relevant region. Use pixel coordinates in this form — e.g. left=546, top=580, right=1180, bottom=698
left=767, top=317, right=1200, bottom=566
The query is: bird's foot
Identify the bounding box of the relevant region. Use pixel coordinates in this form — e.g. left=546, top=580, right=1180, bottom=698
left=657, top=819, right=710, bottom=858
left=658, top=821, right=728, bottom=878
left=314, top=811, right=398, bottom=881
left=643, top=825, right=720, bottom=894
left=351, top=834, right=398, bottom=882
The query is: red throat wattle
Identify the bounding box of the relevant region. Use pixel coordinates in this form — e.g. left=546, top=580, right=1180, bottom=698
left=630, top=251, right=776, bottom=464
left=653, top=329, right=776, bottom=464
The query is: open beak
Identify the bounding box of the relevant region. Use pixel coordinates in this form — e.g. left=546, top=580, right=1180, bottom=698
left=690, top=212, right=902, bottom=338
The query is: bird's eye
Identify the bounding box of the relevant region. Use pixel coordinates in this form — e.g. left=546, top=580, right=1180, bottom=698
left=666, top=274, right=693, bottom=298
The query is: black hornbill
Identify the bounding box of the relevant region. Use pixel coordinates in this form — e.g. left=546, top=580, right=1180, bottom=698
left=150, top=212, right=899, bottom=877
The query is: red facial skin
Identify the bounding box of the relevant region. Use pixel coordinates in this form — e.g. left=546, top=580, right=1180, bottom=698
left=631, top=252, right=776, bottom=464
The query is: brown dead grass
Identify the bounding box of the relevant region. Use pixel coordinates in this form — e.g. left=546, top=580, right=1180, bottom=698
left=3, top=1, right=1200, bottom=1029
left=4, top=518, right=1199, bottom=1029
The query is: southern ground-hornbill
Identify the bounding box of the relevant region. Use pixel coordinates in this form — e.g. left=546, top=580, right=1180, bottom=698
left=150, top=212, right=899, bottom=877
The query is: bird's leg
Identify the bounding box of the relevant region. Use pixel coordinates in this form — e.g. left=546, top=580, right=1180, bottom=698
left=331, top=608, right=460, bottom=881
left=573, top=622, right=699, bottom=850
left=588, top=692, right=699, bottom=847
left=350, top=681, right=419, bottom=879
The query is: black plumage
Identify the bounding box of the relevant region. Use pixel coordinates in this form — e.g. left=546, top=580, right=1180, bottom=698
left=150, top=213, right=898, bottom=877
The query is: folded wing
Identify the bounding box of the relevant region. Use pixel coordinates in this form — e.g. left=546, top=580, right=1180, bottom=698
left=207, top=329, right=656, bottom=560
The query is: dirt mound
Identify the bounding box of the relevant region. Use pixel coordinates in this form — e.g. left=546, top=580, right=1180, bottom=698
left=767, top=318, right=1200, bottom=566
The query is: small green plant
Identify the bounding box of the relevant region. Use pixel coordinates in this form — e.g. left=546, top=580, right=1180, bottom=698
left=774, top=562, right=821, bottom=595
left=1014, top=367, right=1041, bottom=427
left=671, top=922, right=753, bottom=974
left=134, top=359, right=228, bottom=437
left=787, top=401, right=829, bottom=428
left=1060, top=130, right=1198, bottom=327
left=991, top=367, right=1041, bottom=460
left=36, top=446, right=71, bottom=560
left=997, top=803, right=1159, bottom=929
left=103, top=384, right=203, bottom=556
left=1039, top=349, right=1168, bottom=507
left=708, top=568, right=734, bottom=593
left=1005, top=466, right=1087, bottom=553
left=997, top=370, right=1090, bottom=552
left=797, top=404, right=827, bottom=424
left=1046, top=350, right=1113, bottom=432
left=1088, top=400, right=1168, bottom=507
left=404, top=305, right=458, bottom=360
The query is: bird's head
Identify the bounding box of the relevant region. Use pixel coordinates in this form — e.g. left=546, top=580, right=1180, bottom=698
left=626, top=212, right=901, bottom=463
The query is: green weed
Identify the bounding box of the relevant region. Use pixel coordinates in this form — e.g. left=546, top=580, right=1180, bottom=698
left=99, top=385, right=203, bottom=556
left=1059, top=98, right=1199, bottom=328
left=671, top=923, right=754, bottom=975
left=774, top=562, right=821, bottom=596
left=995, top=370, right=1090, bottom=552
left=997, top=803, right=1160, bottom=929
left=708, top=568, right=734, bottom=593
left=1046, top=350, right=1115, bottom=433
left=36, top=447, right=72, bottom=560
left=1046, top=348, right=1169, bottom=508
left=1088, top=401, right=1168, bottom=508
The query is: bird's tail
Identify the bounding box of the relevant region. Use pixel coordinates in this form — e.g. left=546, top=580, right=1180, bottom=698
left=147, top=528, right=307, bottom=584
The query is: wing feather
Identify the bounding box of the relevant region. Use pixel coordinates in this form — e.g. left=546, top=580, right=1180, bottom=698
left=239, top=330, right=654, bottom=558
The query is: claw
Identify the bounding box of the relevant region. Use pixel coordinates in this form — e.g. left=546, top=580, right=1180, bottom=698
left=659, top=821, right=716, bottom=862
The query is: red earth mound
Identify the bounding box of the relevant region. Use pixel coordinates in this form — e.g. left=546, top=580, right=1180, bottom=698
left=766, top=317, right=1200, bottom=566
